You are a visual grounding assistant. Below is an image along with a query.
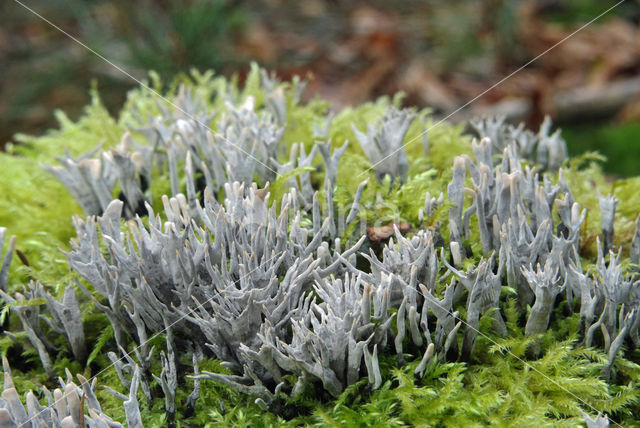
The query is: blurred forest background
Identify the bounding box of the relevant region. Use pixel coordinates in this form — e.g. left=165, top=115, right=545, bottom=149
left=2, top=0, right=640, bottom=175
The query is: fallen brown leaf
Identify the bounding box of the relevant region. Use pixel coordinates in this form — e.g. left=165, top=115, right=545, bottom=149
left=367, top=222, right=412, bottom=242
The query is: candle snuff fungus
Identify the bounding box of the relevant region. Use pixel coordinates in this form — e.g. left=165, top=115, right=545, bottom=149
left=0, top=66, right=638, bottom=426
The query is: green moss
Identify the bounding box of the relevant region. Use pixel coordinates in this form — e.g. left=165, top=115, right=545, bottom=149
left=422, top=119, right=473, bottom=172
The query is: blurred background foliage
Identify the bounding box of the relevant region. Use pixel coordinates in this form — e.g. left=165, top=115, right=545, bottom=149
left=2, top=0, right=640, bottom=175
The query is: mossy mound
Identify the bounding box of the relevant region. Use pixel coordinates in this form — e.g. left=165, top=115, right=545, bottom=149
left=0, top=66, right=638, bottom=427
